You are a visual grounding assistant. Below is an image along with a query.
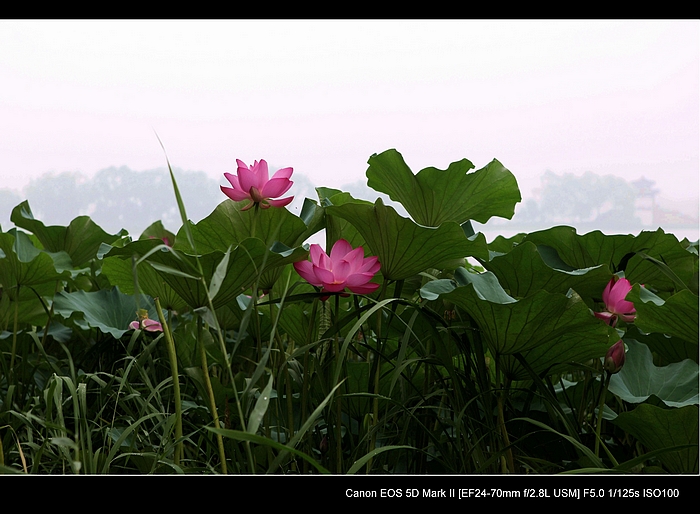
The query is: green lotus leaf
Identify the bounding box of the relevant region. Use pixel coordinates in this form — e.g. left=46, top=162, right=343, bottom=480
left=317, top=188, right=372, bottom=252
left=173, top=199, right=313, bottom=255
left=298, top=197, right=326, bottom=243
left=366, top=149, right=521, bottom=227
left=612, top=404, right=698, bottom=473
left=484, top=240, right=612, bottom=300
left=10, top=200, right=125, bottom=268
left=0, top=293, right=51, bottom=327
left=424, top=270, right=613, bottom=379
left=521, top=227, right=697, bottom=294
left=0, top=229, right=69, bottom=326
left=419, top=278, right=465, bottom=302
left=608, top=340, right=699, bottom=408
left=53, top=287, right=158, bottom=339
left=101, top=255, right=189, bottom=312
left=326, top=198, right=488, bottom=281
left=487, top=233, right=527, bottom=254
left=625, top=324, right=697, bottom=365
left=0, top=230, right=69, bottom=301
left=626, top=285, right=699, bottom=345
left=139, top=220, right=176, bottom=247
left=105, top=237, right=307, bottom=310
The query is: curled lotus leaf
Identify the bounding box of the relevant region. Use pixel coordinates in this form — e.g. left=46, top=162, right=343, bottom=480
left=326, top=198, right=488, bottom=281
left=366, top=148, right=521, bottom=227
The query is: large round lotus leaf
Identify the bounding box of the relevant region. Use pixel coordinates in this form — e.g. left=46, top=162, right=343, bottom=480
left=484, top=240, right=612, bottom=301
left=521, top=227, right=697, bottom=294
left=626, top=285, right=699, bottom=345
left=104, top=237, right=307, bottom=310
left=53, top=287, right=158, bottom=339
left=317, top=188, right=372, bottom=254
left=365, top=149, right=521, bottom=227
left=0, top=230, right=69, bottom=301
left=139, top=220, right=176, bottom=247
left=422, top=269, right=613, bottom=379
left=174, top=198, right=312, bottom=254
left=11, top=200, right=124, bottom=268
left=101, top=255, right=189, bottom=313
left=326, top=198, right=488, bottom=281
left=625, top=324, right=697, bottom=365
left=0, top=229, right=74, bottom=326
left=612, top=404, right=698, bottom=474
left=421, top=270, right=612, bottom=378
left=608, top=340, right=699, bottom=408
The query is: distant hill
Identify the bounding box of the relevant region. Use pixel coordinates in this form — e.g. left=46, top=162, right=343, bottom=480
left=1, top=166, right=697, bottom=243
left=0, top=166, right=222, bottom=236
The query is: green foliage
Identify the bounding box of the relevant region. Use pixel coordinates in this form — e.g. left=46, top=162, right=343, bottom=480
left=613, top=404, right=698, bottom=473
left=326, top=198, right=488, bottom=280
left=11, top=200, right=126, bottom=268
left=52, top=288, right=158, bottom=339
left=366, top=149, right=521, bottom=226
left=627, top=285, right=699, bottom=344
left=0, top=147, right=696, bottom=474
left=422, top=270, right=615, bottom=379
left=608, top=340, right=698, bottom=408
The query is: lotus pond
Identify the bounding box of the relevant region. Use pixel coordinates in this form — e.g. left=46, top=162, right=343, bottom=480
left=0, top=149, right=697, bottom=474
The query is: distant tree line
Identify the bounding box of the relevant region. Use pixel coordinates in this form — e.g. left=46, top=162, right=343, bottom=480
left=0, top=166, right=223, bottom=236
left=0, top=165, right=323, bottom=237
left=513, top=170, right=643, bottom=231
left=0, top=166, right=663, bottom=237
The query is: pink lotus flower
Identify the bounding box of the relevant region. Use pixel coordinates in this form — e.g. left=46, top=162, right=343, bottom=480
left=594, top=277, right=636, bottom=326
left=293, top=239, right=381, bottom=299
left=129, top=318, right=163, bottom=332
left=221, top=159, right=294, bottom=211
left=604, top=340, right=626, bottom=374
left=129, top=310, right=163, bottom=332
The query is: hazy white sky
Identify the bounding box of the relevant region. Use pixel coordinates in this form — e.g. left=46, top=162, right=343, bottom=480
left=1, top=20, right=698, bottom=205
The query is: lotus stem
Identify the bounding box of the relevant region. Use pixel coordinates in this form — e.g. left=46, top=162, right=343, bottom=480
left=595, top=371, right=611, bottom=459
left=9, top=293, right=19, bottom=383
left=368, top=279, right=389, bottom=472
left=154, top=297, right=183, bottom=467
left=495, top=357, right=515, bottom=473
left=333, top=293, right=343, bottom=473
left=197, top=316, right=228, bottom=474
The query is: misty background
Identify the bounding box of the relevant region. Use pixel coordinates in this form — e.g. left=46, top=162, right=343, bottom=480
left=1, top=21, right=697, bottom=243
left=1, top=163, right=696, bottom=244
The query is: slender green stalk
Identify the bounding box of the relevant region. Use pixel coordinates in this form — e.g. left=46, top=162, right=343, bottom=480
left=595, top=371, right=611, bottom=459
left=198, top=317, right=228, bottom=474
left=464, top=317, right=494, bottom=472
left=9, top=294, right=19, bottom=383
left=209, top=285, right=255, bottom=472
left=333, top=293, right=343, bottom=473
left=301, top=298, right=319, bottom=474
left=368, top=279, right=389, bottom=472
left=494, top=355, right=514, bottom=473
left=251, top=203, right=259, bottom=239
left=253, top=286, right=263, bottom=366
left=154, top=297, right=183, bottom=467
left=301, top=346, right=311, bottom=474
left=285, top=354, right=295, bottom=446
left=156, top=141, right=255, bottom=470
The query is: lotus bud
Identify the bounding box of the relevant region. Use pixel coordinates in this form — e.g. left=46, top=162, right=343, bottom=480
left=604, top=340, right=626, bottom=374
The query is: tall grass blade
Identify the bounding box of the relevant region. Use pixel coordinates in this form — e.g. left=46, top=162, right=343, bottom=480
left=346, top=445, right=415, bottom=474
left=207, top=428, right=331, bottom=474
left=247, top=373, right=274, bottom=435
